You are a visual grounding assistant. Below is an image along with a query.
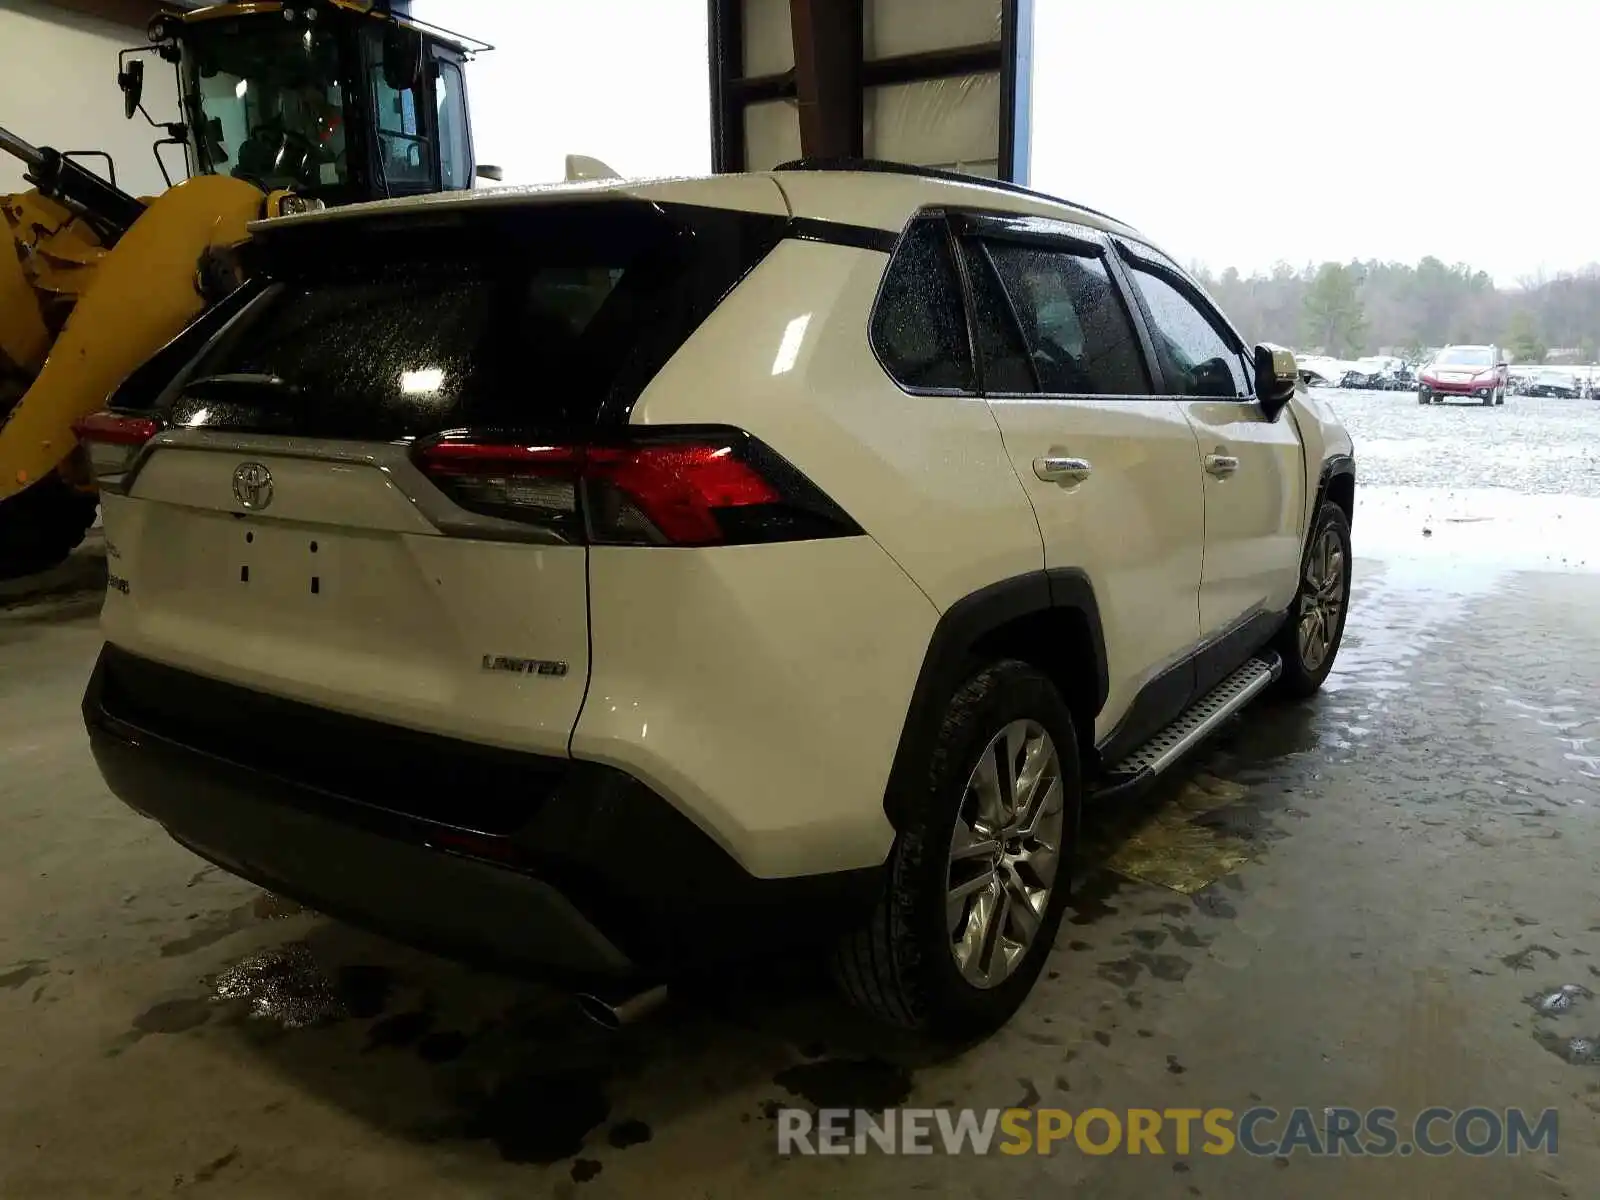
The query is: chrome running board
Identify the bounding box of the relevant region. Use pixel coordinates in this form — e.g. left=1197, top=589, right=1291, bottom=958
left=1093, top=654, right=1281, bottom=800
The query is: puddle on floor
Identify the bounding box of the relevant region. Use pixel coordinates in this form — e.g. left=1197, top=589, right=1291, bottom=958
left=1100, top=774, right=1260, bottom=894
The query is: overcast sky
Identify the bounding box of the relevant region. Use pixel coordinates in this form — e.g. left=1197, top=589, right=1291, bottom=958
left=421, top=0, right=1598, bottom=283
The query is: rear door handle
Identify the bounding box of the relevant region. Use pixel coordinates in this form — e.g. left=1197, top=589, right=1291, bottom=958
left=1204, top=453, right=1240, bottom=478
left=1033, top=455, right=1092, bottom=484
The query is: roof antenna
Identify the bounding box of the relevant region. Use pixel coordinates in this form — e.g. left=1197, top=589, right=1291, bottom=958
left=565, top=154, right=620, bottom=182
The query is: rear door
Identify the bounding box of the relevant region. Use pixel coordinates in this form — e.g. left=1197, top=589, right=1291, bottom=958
left=1114, top=242, right=1304, bottom=644
left=97, top=197, right=787, bottom=754
left=956, top=214, right=1206, bottom=744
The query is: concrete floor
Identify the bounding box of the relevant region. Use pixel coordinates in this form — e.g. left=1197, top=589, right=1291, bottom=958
left=2, top=393, right=1599, bottom=1198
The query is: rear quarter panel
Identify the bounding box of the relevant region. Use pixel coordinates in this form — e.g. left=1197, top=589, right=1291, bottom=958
left=628, top=238, right=1044, bottom=608
left=580, top=238, right=1046, bottom=878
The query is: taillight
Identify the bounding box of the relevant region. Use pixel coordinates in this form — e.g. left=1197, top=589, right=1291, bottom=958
left=415, top=441, right=585, bottom=540
left=413, top=429, right=857, bottom=547
left=71, top=411, right=162, bottom=492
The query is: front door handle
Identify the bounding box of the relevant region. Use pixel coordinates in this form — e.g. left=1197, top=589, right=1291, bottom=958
left=1033, top=455, right=1093, bottom=484
left=1205, top=453, right=1240, bottom=478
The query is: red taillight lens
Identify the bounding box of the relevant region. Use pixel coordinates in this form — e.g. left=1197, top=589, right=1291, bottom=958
left=414, top=431, right=852, bottom=547
left=586, top=444, right=780, bottom=545
left=72, top=411, right=161, bottom=446
left=71, top=410, right=162, bottom=491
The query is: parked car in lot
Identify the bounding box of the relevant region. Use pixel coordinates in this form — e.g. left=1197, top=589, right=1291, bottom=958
left=1295, top=355, right=1348, bottom=387
left=74, top=162, right=1356, bottom=1038
left=1418, top=344, right=1508, bottom=405
left=1334, top=355, right=1407, bottom=391
left=1523, top=369, right=1581, bottom=399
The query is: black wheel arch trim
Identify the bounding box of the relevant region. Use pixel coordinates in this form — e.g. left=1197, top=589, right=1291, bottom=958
left=881, top=569, right=1108, bottom=830
left=1317, top=454, right=1356, bottom=518
left=1291, top=452, right=1355, bottom=611
left=1308, top=453, right=1356, bottom=554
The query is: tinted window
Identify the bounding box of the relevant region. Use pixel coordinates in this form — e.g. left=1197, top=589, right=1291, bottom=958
left=436, top=59, right=471, bottom=190
left=983, top=242, right=1149, bottom=395
left=173, top=203, right=786, bottom=439
left=1127, top=264, right=1247, bottom=397
left=871, top=219, right=974, bottom=391
left=958, top=241, right=1036, bottom=393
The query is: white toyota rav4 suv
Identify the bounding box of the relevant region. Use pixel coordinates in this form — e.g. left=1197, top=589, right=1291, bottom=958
left=78, top=161, right=1354, bottom=1038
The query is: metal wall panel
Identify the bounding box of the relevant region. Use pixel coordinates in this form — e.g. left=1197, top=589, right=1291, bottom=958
left=710, top=0, right=1032, bottom=183
left=864, top=72, right=999, bottom=176
left=742, top=0, right=794, bottom=77
left=743, top=99, right=803, bottom=171
left=864, top=0, right=1000, bottom=59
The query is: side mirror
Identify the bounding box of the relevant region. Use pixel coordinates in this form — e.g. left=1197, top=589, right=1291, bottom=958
left=1255, top=342, right=1298, bottom=419
left=475, top=164, right=505, bottom=182
left=118, top=59, right=144, bottom=120
left=382, top=28, right=424, bottom=92
left=1190, top=356, right=1240, bottom=399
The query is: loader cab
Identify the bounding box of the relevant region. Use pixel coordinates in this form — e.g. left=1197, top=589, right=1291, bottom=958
left=131, top=1, right=487, bottom=205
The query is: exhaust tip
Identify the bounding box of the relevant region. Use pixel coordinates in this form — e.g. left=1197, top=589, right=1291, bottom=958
left=574, top=984, right=668, bottom=1030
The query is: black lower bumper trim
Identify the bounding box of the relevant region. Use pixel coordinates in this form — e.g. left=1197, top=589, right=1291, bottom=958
left=83, top=645, right=882, bottom=979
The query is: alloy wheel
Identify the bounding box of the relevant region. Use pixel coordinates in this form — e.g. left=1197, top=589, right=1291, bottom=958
left=945, top=720, right=1065, bottom=989
left=1297, top=526, right=1345, bottom=672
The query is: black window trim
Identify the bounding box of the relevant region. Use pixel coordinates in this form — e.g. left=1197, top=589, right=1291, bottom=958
left=949, top=209, right=1158, bottom=401
left=867, top=210, right=980, bottom=399
left=961, top=236, right=1043, bottom=395
left=1112, top=237, right=1255, bottom=402
left=950, top=210, right=1108, bottom=260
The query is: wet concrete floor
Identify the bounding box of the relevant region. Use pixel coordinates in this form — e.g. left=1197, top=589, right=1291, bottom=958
left=1, top=392, right=1597, bottom=1197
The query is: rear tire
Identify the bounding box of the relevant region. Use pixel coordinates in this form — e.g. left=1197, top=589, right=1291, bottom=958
left=1272, top=502, right=1352, bottom=699
left=0, top=474, right=100, bottom=581
left=833, top=660, right=1081, bottom=1038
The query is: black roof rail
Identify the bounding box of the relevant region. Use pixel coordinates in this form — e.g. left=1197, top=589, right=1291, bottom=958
left=771, top=157, right=1128, bottom=228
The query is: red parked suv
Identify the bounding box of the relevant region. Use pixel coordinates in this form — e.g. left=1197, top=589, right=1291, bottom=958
left=1418, top=345, right=1508, bottom=405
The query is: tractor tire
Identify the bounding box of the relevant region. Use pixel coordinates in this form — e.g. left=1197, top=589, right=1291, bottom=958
left=0, top=474, right=100, bottom=581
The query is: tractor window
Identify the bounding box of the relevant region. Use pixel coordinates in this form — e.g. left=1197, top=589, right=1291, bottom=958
left=436, top=59, right=471, bottom=190
left=367, top=33, right=434, bottom=189
left=182, top=22, right=349, bottom=192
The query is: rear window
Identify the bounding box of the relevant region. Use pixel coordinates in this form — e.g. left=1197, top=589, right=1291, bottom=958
left=169, top=201, right=786, bottom=439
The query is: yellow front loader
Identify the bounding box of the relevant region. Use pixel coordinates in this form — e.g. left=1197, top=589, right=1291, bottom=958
left=0, top=0, right=491, bottom=578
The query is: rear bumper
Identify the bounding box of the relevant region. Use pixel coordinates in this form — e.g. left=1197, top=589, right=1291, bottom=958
left=83, top=644, right=880, bottom=981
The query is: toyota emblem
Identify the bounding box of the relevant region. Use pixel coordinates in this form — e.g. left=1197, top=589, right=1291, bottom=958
left=232, top=462, right=274, bottom=511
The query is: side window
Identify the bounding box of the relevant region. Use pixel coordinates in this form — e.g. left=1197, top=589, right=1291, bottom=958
left=982, top=241, right=1150, bottom=395
left=435, top=59, right=471, bottom=190
left=871, top=219, right=974, bottom=392
left=958, top=241, right=1036, bottom=393
left=367, top=34, right=433, bottom=187
left=1126, top=264, right=1247, bottom=398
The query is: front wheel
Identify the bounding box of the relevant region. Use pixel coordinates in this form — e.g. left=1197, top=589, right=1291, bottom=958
left=834, top=660, right=1081, bottom=1038
left=1418, top=391, right=1430, bottom=405
left=1272, top=502, right=1353, bottom=699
